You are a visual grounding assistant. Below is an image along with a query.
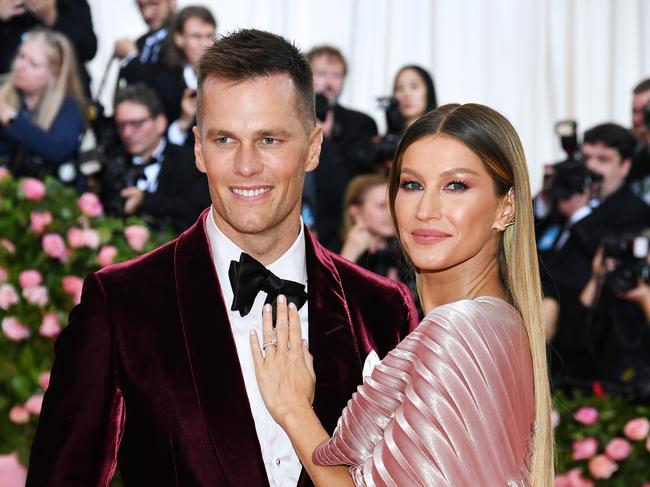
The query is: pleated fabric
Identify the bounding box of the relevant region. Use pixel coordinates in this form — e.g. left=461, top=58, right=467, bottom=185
left=313, top=297, right=535, bottom=486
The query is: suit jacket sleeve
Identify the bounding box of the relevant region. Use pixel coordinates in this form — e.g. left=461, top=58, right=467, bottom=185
left=27, top=273, right=123, bottom=487
left=314, top=299, right=535, bottom=486
left=53, top=0, right=97, bottom=62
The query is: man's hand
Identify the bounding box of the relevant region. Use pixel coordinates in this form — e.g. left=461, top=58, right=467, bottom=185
left=114, top=38, right=137, bottom=59
left=23, top=0, right=57, bottom=26
left=121, top=187, right=145, bottom=214
left=0, top=0, right=26, bottom=21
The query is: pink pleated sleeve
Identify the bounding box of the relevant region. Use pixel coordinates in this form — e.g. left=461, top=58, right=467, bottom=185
left=313, top=297, right=535, bottom=487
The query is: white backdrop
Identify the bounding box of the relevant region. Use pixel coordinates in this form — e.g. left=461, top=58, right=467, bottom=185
left=86, top=0, right=650, bottom=191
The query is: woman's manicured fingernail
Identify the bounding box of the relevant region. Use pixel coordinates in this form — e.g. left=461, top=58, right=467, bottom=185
left=264, top=303, right=272, bottom=312
left=277, top=294, right=286, bottom=304
left=288, top=302, right=296, bottom=309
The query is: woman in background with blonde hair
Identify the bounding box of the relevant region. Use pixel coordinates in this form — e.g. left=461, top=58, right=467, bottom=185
left=340, top=174, right=405, bottom=281
left=0, top=29, right=86, bottom=179
left=251, top=103, right=554, bottom=486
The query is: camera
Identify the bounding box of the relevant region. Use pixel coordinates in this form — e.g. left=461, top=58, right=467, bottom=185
left=602, top=232, right=650, bottom=293
left=372, top=96, right=404, bottom=163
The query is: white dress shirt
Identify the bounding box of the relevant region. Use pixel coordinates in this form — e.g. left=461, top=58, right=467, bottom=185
left=205, top=208, right=308, bottom=487
left=132, top=138, right=165, bottom=193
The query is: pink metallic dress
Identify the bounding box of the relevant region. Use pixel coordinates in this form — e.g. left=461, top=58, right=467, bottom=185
left=313, top=297, right=535, bottom=486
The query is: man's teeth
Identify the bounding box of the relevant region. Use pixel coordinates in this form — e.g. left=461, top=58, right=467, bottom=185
left=232, top=188, right=270, bottom=197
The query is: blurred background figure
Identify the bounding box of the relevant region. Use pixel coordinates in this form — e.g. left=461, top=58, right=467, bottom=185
left=393, top=64, right=437, bottom=129
left=629, top=78, right=650, bottom=204
left=0, top=0, right=97, bottom=96
left=115, top=0, right=177, bottom=89
left=372, top=64, right=437, bottom=172
left=155, top=4, right=215, bottom=146
left=340, top=174, right=406, bottom=283
left=90, top=83, right=208, bottom=233
left=0, top=29, right=86, bottom=182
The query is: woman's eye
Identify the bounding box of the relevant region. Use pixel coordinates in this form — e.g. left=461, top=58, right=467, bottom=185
left=445, top=180, right=468, bottom=192
left=399, top=180, right=422, bottom=191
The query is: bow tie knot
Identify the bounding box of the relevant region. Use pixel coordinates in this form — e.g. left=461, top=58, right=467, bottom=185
left=229, top=252, right=307, bottom=317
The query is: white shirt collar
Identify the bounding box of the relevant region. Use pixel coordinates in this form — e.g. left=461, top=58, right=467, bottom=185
left=568, top=205, right=591, bottom=226
left=132, top=137, right=166, bottom=166
left=205, top=207, right=307, bottom=299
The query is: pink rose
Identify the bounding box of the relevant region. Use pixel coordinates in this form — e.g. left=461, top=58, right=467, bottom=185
left=21, top=178, right=46, bottom=201
left=38, top=371, right=51, bottom=390
left=0, top=283, right=19, bottom=310
left=77, top=192, right=103, bottom=217
left=24, top=394, right=44, bottom=415
left=572, top=437, right=598, bottom=460
left=83, top=228, right=100, bottom=249
left=66, top=227, right=86, bottom=249
left=23, top=285, right=48, bottom=307
left=62, top=275, right=83, bottom=304
left=96, top=245, right=118, bottom=267
left=30, top=210, right=52, bottom=234
left=0, top=266, right=7, bottom=283
left=623, top=417, right=650, bottom=441
left=8, top=405, right=30, bottom=424
left=555, top=468, right=594, bottom=487
left=0, top=452, right=27, bottom=485
left=1, top=317, right=30, bottom=341
left=39, top=312, right=61, bottom=338
left=588, top=455, right=618, bottom=479
left=574, top=406, right=599, bottom=425
left=18, top=269, right=42, bottom=289
left=42, top=233, right=67, bottom=261
left=0, top=166, right=10, bottom=179
left=605, top=438, right=632, bottom=460
left=1, top=239, right=16, bottom=254
left=124, top=225, right=149, bottom=252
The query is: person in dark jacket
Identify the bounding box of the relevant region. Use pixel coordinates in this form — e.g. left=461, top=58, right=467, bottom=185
left=0, top=0, right=97, bottom=97
left=0, top=28, right=85, bottom=180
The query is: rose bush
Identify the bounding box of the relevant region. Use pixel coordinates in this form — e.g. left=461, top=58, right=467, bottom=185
left=0, top=174, right=173, bottom=477
left=554, top=390, right=650, bottom=486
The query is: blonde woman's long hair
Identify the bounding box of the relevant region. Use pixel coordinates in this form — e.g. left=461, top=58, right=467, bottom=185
left=388, top=103, right=554, bottom=486
left=0, top=29, right=86, bottom=130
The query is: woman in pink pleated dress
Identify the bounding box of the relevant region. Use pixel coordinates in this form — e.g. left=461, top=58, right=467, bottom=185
left=250, top=103, right=554, bottom=486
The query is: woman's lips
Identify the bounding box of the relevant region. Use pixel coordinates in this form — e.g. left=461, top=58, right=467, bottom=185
left=410, top=229, right=451, bottom=244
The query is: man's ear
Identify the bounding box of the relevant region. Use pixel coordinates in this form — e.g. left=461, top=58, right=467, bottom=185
left=622, top=158, right=632, bottom=178
left=492, top=188, right=516, bottom=232
left=193, top=126, right=206, bottom=174
left=155, top=114, right=168, bottom=136
left=305, top=125, right=323, bottom=173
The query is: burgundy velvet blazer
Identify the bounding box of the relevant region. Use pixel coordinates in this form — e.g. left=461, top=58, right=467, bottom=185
left=27, top=212, right=419, bottom=486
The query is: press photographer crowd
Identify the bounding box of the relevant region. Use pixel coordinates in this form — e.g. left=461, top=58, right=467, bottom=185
left=1, top=0, right=649, bottom=408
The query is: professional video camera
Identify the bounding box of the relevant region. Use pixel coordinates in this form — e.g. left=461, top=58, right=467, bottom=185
left=372, top=96, right=404, bottom=163
left=602, top=231, right=650, bottom=293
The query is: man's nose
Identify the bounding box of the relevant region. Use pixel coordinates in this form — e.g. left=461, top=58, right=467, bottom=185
left=233, top=143, right=263, bottom=177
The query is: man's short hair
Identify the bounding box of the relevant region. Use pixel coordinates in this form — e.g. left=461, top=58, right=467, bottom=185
left=166, top=6, right=217, bottom=68
left=196, top=29, right=315, bottom=129
left=306, top=45, right=348, bottom=77
left=633, top=78, right=650, bottom=95
left=583, top=123, right=636, bottom=161
left=114, top=83, right=164, bottom=118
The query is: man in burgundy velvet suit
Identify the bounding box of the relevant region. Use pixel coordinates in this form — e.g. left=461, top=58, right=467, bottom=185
left=27, top=29, right=418, bottom=486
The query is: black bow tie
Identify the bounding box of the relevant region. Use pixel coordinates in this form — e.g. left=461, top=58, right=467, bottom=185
left=228, top=252, right=308, bottom=317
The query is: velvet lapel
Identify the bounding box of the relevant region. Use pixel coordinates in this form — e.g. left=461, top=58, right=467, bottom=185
left=174, top=212, right=269, bottom=487
left=305, top=229, right=363, bottom=433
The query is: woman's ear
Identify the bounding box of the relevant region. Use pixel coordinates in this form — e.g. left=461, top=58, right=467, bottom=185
left=348, top=204, right=363, bottom=224
left=492, top=187, right=515, bottom=232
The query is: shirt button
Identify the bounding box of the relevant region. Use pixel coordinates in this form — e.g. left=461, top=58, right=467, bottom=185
left=275, top=458, right=281, bottom=466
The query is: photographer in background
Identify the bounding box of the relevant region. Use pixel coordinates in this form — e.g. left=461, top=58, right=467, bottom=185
left=0, top=0, right=97, bottom=97
left=0, top=29, right=85, bottom=181
left=307, top=45, right=378, bottom=178
left=95, top=84, right=209, bottom=232
left=628, top=79, right=650, bottom=203
left=115, top=0, right=177, bottom=89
